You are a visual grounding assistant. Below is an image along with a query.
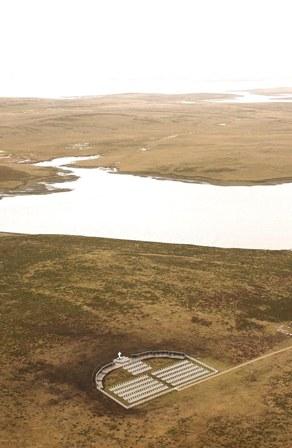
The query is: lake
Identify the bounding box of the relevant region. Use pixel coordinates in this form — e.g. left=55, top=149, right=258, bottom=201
left=1, top=156, right=292, bottom=250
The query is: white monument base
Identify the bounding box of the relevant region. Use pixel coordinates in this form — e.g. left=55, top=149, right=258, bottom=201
left=113, top=355, right=130, bottom=365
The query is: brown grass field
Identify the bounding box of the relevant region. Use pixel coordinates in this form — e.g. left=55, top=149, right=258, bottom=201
left=1, top=234, right=292, bottom=447
left=1, top=92, right=292, bottom=196
left=1, top=92, right=292, bottom=447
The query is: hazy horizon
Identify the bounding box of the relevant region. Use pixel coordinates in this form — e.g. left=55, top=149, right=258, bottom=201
left=1, top=79, right=292, bottom=100
left=1, top=0, right=292, bottom=98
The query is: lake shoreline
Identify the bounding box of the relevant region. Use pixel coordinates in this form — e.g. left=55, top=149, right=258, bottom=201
left=1, top=155, right=292, bottom=250
left=2, top=93, right=292, bottom=196
left=114, top=168, right=292, bottom=187
left=2, top=157, right=292, bottom=200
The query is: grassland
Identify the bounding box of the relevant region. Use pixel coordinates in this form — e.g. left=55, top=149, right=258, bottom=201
left=1, top=91, right=292, bottom=446
left=1, top=233, right=292, bottom=447
left=1, top=92, right=292, bottom=196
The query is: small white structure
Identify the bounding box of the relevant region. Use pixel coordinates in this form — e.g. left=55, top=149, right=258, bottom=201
left=113, top=352, right=130, bottom=365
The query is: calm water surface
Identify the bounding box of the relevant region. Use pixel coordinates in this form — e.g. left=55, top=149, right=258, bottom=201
left=0, top=156, right=292, bottom=250
left=210, top=91, right=292, bottom=103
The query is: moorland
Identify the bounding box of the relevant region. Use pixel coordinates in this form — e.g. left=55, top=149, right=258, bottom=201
left=1, top=234, right=292, bottom=447
left=1, top=91, right=292, bottom=447
left=1, top=91, right=292, bottom=196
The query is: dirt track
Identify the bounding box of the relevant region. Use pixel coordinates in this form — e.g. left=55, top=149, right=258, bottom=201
left=179, top=343, right=292, bottom=390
